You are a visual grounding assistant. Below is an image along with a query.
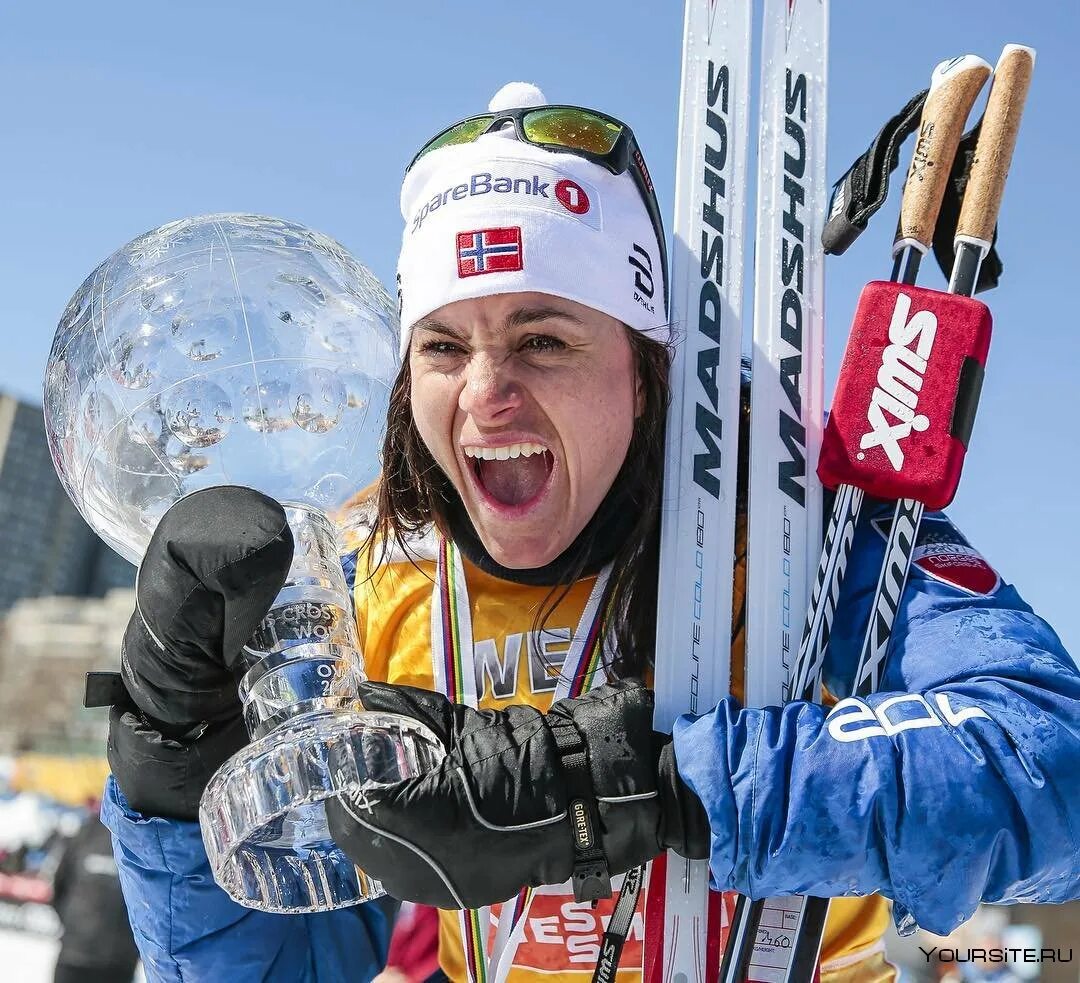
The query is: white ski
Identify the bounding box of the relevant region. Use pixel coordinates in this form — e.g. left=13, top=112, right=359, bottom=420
left=646, top=1, right=753, bottom=981
left=742, top=0, right=829, bottom=980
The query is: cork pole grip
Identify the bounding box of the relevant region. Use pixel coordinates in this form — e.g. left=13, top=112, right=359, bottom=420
left=897, top=55, right=992, bottom=249
left=956, top=44, right=1036, bottom=246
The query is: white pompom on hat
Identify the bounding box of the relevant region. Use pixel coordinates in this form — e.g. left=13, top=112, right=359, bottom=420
left=396, top=83, right=667, bottom=356
left=488, top=81, right=547, bottom=111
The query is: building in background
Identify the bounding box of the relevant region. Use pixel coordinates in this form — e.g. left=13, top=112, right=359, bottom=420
left=0, top=394, right=133, bottom=614
left=0, top=392, right=134, bottom=754
left=0, top=591, right=132, bottom=754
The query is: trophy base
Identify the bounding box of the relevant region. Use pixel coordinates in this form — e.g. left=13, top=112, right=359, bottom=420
left=199, top=706, right=444, bottom=913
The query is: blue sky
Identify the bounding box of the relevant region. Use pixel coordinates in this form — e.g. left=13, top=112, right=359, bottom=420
left=2, top=1, right=1077, bottom=655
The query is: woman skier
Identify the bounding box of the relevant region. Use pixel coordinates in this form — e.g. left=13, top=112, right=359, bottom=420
left=102, top=84, right=1080, bottom=983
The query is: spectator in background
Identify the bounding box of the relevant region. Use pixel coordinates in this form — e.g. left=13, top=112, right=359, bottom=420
left=375, top=903, right=446, bottom=983
left=51, top=803, right=138, bottom=983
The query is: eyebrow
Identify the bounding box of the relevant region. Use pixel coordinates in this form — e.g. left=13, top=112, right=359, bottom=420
left=412, top=317, right=466, bottom=340
left=413, top=306, right=585, bottom=340
left=506, top=306, right=584, bottom=330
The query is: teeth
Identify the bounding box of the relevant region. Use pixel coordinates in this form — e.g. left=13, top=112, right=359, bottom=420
left=464, top=442, right=548, bottom=461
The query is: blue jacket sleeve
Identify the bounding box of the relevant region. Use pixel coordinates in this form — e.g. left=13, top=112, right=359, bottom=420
left=672, top=504, right=1080, bottom=936
left=101, top=775, right=391, bottom=982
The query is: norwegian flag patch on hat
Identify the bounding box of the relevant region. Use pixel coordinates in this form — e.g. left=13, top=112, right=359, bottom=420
left=456, top=227, right=523, bottom=278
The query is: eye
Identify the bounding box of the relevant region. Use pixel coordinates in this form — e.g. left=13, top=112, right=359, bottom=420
left=417, top=339, right=466, bottom=357
left=520, top=334, right=566, bottom=353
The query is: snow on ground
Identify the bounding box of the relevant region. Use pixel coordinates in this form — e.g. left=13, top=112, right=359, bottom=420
left=0, top=928, right=58, bottom=982
left=0, top=930, right=144, bottom=982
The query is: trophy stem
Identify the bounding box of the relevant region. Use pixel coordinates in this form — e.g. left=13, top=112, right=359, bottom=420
left=238, top=503, right=364, bottom=740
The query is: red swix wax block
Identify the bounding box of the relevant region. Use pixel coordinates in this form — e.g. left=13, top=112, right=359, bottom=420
left=818, top=281, right=992, bottom=510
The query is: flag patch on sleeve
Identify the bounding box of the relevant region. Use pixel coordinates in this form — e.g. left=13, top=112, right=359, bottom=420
left=871, top=512, right=1001, bottom=596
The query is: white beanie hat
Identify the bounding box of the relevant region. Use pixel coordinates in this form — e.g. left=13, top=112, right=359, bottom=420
left=396, top=83, right=668, bottom=356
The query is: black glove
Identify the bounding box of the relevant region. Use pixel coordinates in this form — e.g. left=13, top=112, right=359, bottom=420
left=323, top=679, right=710, bottom=910
left=104, top=486, right=293, bottom=820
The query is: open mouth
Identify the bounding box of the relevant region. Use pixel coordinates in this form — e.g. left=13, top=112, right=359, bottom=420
left=464, top=442, right=554, bottom=510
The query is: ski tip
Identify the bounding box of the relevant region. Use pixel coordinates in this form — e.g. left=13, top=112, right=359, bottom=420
left=929, top=54, right=993, bottom=92
left=998, top=44, right=1037, bottom=70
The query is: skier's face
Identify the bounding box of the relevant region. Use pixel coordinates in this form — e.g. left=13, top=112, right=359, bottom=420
left=410, top=292, right=641, bottom=569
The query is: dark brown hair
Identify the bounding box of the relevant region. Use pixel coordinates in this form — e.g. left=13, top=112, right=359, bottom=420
left=371, top=329, right=670, bottom=680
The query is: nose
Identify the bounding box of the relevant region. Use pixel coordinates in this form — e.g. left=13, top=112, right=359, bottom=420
left=459, top=352, right=521, bottom=425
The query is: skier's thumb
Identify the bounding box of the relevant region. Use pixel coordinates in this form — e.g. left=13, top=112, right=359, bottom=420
left=138, top=486, right=293, bottom=667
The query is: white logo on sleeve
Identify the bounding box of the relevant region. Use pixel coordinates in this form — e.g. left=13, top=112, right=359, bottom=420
left=826, top=693, right=989, bottom=743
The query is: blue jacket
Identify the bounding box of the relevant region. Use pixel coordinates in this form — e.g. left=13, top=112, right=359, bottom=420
left=104, top=503, right=1078, bottom=977
left=673, top=502, right=1080, bottom=936
left=101, top=777, right=391, bottom=981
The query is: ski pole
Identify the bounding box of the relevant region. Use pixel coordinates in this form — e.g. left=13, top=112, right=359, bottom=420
left=720, top=52, right=992, bottom=983
left=782, top=43, right=1035, bottom=983
left=849, top=42, right=1034, bottom=697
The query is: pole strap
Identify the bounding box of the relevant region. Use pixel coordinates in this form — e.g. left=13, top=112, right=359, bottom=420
left=592, top=863, right=647, bottom=983
left=822, top=91, right=1002, bottom=292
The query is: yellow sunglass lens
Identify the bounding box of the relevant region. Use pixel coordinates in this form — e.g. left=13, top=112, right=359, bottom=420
left=418, top=118, right=494, bottom=160
left=522, top=109, right=622, bottom=156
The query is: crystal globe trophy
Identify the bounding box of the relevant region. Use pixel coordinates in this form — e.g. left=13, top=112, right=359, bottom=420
left=43, top=214, right=445, bottom=913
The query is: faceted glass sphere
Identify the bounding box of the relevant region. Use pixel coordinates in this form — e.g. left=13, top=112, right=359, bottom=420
left=44, top=214, right=399, bottom=564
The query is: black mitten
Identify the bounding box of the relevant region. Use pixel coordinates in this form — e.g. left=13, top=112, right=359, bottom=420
left=106, top=486, right=293, bottom=820
left=324, top=679, right=710, bottom=909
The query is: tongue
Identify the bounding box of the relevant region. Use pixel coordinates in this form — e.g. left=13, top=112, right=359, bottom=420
left=477, top=453, right=550, bottom=506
